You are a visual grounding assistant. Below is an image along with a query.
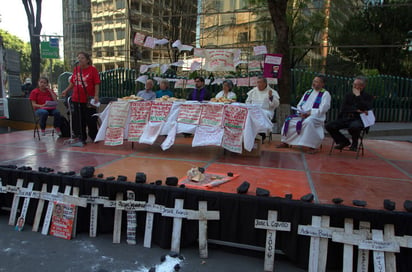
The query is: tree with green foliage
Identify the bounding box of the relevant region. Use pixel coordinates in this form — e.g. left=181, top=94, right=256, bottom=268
left=0, top=29, right=32, bottom=80
left=248, top=0, right=329, bottom=127
left=22, top=0, right=42, bottom=87
left=0, top=29, right=65, bottom=87
left=329, top=0, right=412, bottom=77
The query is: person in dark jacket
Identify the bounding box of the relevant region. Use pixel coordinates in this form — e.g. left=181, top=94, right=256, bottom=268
left=326, top=76, right=373, bottom=151
left=187, top=76, right=211, bottom=102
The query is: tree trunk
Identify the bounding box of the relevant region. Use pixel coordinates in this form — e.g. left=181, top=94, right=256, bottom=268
left=22, top=0, right=42, bottom=86
left=267, top=0, right=291, bottom=132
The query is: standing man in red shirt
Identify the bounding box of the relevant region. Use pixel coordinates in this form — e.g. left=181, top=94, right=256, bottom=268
left=62, top=52, right=100, bottom=146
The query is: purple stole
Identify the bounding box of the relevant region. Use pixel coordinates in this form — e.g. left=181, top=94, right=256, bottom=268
left=283, top=89, right=326, bottom=136
left=192, top=87, right=206, bottom=101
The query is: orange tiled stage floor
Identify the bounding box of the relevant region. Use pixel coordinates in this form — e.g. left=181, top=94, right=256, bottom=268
left=1, top=130, right=412, bottom=270
left=1, top=130, right=411, bottom=211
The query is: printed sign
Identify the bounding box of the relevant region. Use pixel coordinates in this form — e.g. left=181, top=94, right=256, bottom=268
left=221, top=126, right=244, bottom=153
left=203, top=49, right=236, bottom=72
left=223, top=105, right=248, bottom=129
left=49, top=202, right=76, bottom=240
left=107, top=101, right=130, bottom=128
left=149, top=101, right=173, bottom=122
left=199, top=104, right=224, bottom=126
left=104, top=127, right=125, bottom=146
left=177, top=104, right=202, bottom=125
left=263, top=54, right=283, bottom=79
left=134, top=32, right=145, bottom=46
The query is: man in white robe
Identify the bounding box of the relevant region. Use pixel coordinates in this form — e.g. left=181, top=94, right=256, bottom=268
left=245, top=76, right=280, bottom=120
left=277, top=75, right=331, bottom=153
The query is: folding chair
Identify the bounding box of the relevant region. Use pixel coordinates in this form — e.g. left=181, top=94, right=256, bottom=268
left=32, top=104, right=55, bottom=140
left=329, top=127, right=369, bottom=159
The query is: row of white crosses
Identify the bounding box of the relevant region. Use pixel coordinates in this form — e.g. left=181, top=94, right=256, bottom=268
left=82, top=189, right=220, bottom=258
left=4, top=178, right=87, bottom=237
left=3, top=179, right=412, bottom=270
left=2, top=179, right=220, bottom=258
left=297, top=215, right=412, bottom=272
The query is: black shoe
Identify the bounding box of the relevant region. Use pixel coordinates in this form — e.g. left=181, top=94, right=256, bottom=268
left=334, top=142, right=350, bottom=150
left=349, top=145, right=358, bottom=151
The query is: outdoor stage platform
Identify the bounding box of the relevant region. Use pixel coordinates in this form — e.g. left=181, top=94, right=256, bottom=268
left=0, top=129, right=411, bottom=270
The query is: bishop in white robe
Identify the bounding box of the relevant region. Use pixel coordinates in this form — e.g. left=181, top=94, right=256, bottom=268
left=278, top=76, right=331, bottom=150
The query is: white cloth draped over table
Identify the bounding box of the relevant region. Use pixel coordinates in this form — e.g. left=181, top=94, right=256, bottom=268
left=280, top=90, right=331, bottom=149
left=95, top=101, right=273, bottom=152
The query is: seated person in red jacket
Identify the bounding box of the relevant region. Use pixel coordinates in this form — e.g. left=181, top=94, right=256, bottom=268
left=29, top=77, right=62, bottom=136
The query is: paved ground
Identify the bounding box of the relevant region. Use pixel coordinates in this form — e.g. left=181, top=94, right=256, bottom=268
left=0, top=216, right=304, bottom=272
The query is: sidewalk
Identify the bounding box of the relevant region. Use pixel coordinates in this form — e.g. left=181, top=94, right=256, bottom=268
left=0, top=216, right=304, bottom=272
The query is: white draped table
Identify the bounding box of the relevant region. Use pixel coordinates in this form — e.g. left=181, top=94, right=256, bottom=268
left=95, top=101, right=272, bottom=153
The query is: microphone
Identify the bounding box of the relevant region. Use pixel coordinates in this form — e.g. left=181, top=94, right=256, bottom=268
left=74, top=60, right=79, bottom=65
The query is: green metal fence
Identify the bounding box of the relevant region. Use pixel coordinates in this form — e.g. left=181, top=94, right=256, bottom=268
left=93, top=69, right=412, bottom=122
left=291, top=70, right=412, bottom=122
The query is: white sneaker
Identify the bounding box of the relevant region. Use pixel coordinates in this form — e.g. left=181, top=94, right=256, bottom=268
left=70, top=141, right=84, bottom=147
left=55, top=128, right=62, bottom=137
left=41, top=130, right=46, bottom=136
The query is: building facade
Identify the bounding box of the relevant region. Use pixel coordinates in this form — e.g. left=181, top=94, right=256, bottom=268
left=62, top=0, right=93, bottom=68
left=62, top=0, right=197, bottom=72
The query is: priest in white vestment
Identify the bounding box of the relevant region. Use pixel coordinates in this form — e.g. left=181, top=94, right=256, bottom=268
left=245, top=76, right=280, bottom=120
left=277, top=75, right=331, bottom=153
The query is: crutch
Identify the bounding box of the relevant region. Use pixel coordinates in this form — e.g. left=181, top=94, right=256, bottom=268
left=63, top=96, right=76, bottom=145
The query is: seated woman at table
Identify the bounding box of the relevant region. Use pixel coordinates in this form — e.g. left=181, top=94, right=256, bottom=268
left=156, top=79, right=174, bottom=98
left=213, top=79, right=237, bottom=102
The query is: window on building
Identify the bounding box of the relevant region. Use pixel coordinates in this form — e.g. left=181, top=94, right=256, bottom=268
left=117, top=46, right=124, bottom=56
left=116, top=0, right=125, bottom=9
left=237, top=32, right=248, bottom=43
left=106, top=47, right=115, bottom=57
left=95, top=32, right=102, bottom=42
left=104, top=30, right=115, bottom=41
left=142, top=50, right=151, bottom=60
left=142, top=4, right=151, bottom=14
left=117, top=29, right=125, bottom=40
left=142, top=20, right=151, bottom=30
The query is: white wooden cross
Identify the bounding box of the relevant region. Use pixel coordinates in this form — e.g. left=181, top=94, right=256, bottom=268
left=41, top=185, right=64, bottom=235
left=359, top=229, right=400, bottom=272
left=14, top=182, right=39, bottom=231
left=7, top=179, right=24, bottom=226
left=0, top=177, right=7, bottom=194
left=143, top=194, right=164, bottom=248
left=187, top=201, right=220, bottom=259
left=115, top=190, right=146, bottom=245
left=357, top=221, right=372, bottom=272
left=161, top=199, right=189, bottom=254
left=32, top=183, right=49, bottom=232
left=359, top=224, right=412, bottom=272
left=298, top=215, right=343, bottom=272
left=81, top=187, right=110, bottom=237
left=254, top=210, right=291, bottom=272
left=39, top=185, right=87, bottom=235
left=112, top=192, right=123, bottom=243
left=332, top=220, right=371, bottom=272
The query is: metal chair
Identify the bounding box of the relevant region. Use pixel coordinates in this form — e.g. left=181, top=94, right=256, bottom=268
left=329, top=127, right=369, bottom=159
left=32, top=104, right=55, bottom=140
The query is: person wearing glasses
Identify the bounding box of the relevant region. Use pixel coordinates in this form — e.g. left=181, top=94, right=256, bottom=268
left=326, top=76, right=373, bottom=151
left=187, top=76, right=211, bottom=102
left=277, top=75, right=331, bottom=154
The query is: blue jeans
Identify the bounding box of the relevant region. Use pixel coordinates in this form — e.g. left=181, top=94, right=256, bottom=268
left=35, top=109, right=61, bottom=130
